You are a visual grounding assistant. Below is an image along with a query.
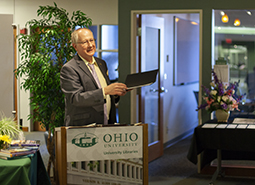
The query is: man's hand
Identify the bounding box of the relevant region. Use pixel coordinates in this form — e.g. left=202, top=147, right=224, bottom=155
left=104, top=83, right=128, bottom=96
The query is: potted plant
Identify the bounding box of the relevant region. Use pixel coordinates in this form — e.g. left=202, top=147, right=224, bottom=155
left=197, top=70, right=244, bottom=122
left=14, top=2, right=92, bottom=179
left=0, top=113, right=22, bottom=149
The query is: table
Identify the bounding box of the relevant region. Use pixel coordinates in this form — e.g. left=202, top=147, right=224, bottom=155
left=0, top=151, right=51, bottom=185
left=187, top=121, right=255, bottom=184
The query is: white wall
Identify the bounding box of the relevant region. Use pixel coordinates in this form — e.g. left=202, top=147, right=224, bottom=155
left=0, top=0, right=118, bottom=130
left=161, top=13, right=199, bottom=143
left=0, top=14, right=14, bottom=118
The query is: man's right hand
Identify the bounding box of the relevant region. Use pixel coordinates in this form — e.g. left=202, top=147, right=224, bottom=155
left=104, top=83, right=128, bottom=96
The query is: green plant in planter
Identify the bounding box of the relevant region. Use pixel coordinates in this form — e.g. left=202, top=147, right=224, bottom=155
left=14, top=2, right=92, bottom=178
left=0, top=113, right=21, bottom=139
left=0, top=113, right=22, bottom=150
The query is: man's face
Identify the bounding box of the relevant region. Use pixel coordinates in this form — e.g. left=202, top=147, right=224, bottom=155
left=73, top=29, right=96, bottom=62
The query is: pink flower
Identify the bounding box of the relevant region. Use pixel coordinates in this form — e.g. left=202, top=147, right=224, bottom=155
left=206, top=98, right=214, bottom=105
left=232, top=103, right=239, bottom=110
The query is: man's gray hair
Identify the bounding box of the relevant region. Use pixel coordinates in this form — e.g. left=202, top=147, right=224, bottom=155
left=71, top=28, right=91, bottom=44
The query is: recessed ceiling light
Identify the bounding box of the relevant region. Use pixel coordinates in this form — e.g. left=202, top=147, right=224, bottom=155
left=222, top=14, right=229, bottom=23
left=234, top=19, right=241, bottom=26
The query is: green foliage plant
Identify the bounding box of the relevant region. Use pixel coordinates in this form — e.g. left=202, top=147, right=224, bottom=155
left=14, top=2, right=92, bottom=178
left=0, top=112, right=21, bottom=139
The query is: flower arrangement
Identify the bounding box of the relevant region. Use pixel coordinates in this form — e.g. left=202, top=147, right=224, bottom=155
left=197, top=70, right=244, bottom=113
left=0, top=135, right=12, bottom=150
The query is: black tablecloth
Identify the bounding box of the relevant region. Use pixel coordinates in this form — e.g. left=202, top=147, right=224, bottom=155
left=187, top=121, right=255, bottom=168
left=36, top=151, right=51, bottom=185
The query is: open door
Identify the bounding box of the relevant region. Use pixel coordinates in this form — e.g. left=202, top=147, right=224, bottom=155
left=138, top=14, right=164, bottom=162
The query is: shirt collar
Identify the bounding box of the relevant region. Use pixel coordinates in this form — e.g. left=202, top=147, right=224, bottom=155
left=78, top=54, right=97, bottom=66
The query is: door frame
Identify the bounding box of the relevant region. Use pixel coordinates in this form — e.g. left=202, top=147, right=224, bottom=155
left=130, top=9, right=203, bottom=163
left=13, top=25, right=18, bottom=122
left=140, top=14, right=165, bottom=162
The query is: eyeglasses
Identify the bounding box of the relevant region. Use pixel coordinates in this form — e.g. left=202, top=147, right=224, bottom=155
left=76, top=39, right=96, bottom=45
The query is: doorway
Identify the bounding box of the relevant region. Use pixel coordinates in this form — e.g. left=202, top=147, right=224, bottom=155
left=130, top=10, right=202, bottom=162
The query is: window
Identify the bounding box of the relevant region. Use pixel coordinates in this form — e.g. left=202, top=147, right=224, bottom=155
left=213, top=9, right=255, bottom=114
left=89, top=25, right=119, bottom=82
left=89, top=25, right=119, bottom=122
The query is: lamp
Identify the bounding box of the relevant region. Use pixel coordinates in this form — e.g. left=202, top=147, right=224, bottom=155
left=221, top=14, right=229, bottom=23
left=234, top=18, right=241, bottom=26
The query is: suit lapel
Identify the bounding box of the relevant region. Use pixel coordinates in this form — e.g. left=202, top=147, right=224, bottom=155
left=75, top=55, right=99, bottom=88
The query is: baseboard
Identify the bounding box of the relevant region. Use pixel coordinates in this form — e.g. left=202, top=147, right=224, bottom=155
left=201, top=164, right=255, bottom=178
left=163, top=127, right=194, bottom=150
left=211, top=159, right=255, bottom=169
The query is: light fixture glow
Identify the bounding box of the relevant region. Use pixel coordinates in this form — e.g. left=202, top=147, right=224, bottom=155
left=220, top=11, right=225, bottom=16
left=175, top=17, right=179, bottom=22
left=247, top=11, right=252, bottom=15
left=234, top=18, right=241, bottom=26
left=191, top=21, right=198, bottom=25
left=221, top=14, right=229, bottom=23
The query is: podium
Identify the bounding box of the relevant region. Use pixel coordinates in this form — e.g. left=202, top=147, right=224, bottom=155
left=55, top=124, right=148, bottom=185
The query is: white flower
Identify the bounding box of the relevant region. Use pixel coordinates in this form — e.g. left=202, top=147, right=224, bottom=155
left=217, top=96, right=221, bottom=102
left=222, top=96, right=229, bottom=102
left=211, top=90, right=217, bottom=96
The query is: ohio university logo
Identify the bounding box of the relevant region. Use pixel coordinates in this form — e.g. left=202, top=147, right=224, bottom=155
left=72, top=132, right=98, bottom=148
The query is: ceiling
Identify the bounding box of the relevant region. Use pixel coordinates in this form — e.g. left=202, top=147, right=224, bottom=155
left=215, top=9, right=255, bottom=28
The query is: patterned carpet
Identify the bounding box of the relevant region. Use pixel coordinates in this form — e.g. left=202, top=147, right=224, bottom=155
left=148, top=135, right=255, bottom=185
left=149, top=135, right=197, bottom=178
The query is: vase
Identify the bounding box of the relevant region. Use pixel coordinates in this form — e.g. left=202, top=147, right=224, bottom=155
left=215, top=110, right=230, bottom=122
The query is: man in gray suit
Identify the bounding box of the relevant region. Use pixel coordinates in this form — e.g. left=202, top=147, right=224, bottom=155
left=60, top=28, right=127, bottom=126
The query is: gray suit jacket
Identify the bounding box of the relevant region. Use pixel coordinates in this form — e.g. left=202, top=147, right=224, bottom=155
left=60, top=55, right=118, bottom=126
